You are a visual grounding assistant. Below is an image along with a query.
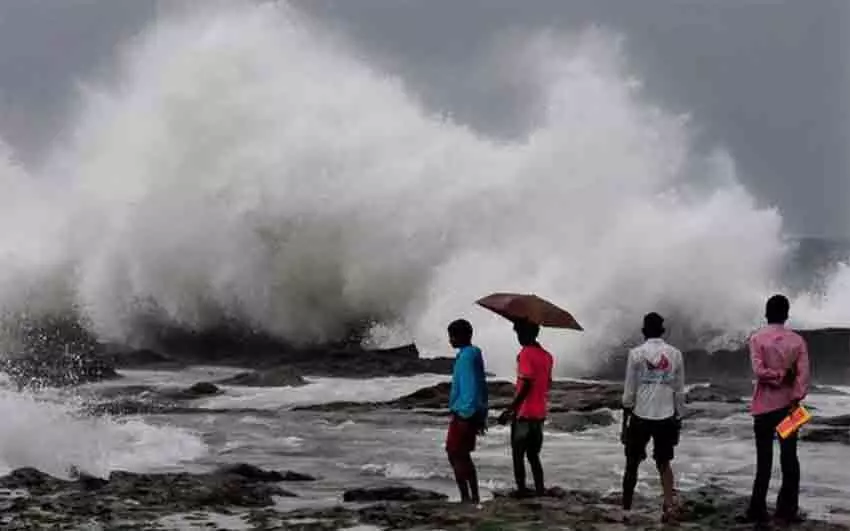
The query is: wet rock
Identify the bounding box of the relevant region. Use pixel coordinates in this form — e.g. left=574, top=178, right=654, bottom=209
left=492, top=486, right=571, bottom=499
left=681, top=401, right=746, bottom=421
left=217, top=367, right=307, bottom=387
left=158, top=382, right=222, bottom=400
left=0, top=463, right=298, bottom=528
left=686, top=383, right=746, bottom=403
left=218, top=464, right=315, bottom=482
left=813, top=414, right=850, bottom=427
left=294, top=484, right=847, bottom=531
left=70, top=469, right=109, bottom=491
left=802, top=428, right=850, bottom=445
left=104, top=470, right=294, bottom=508
left=106, top=347, right=184, bottom=369
left=547, top=410, right=615, bottom=432
left=83, top=382, right=227, bottom=416
left=279, top=471, right=317, bottom=482
left=392, top=382, right=454, bottom=409
left=0, top=467, right=68, bottom=492
left=130, top=324, right=456, bottom=377
left=547, top=381, right=624, bottom=413
left=187, top=381, right=220, bottom=396
left=88, top=384, right=159, bottom=400
left=343, top=486, right=448, bottom=502
left=286, top=344, right=454, bottom=379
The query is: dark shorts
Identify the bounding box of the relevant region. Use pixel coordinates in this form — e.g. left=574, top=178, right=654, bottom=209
left=512, top=419, right=544, bottom=454
left=446, top=415, right=477, bottom=454
left=625, top=415, right=680, bottom=464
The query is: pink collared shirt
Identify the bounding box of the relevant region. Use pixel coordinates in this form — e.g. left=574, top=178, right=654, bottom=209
left=749, top=324, right=810, bottom=416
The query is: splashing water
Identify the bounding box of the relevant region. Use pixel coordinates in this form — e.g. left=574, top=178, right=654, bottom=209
left=0, top=2, right=842, bottom=375
left=0, top=376, right=206, bottom=478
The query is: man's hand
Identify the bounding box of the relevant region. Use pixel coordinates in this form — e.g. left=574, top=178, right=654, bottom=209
left=790, top=399, right=801, bottom=411
left=620, top=408, right=632, bottom=446
left=474, top=411, right=488, bottom=435
left=497, top=409, right=514, bottom=426
left=782, top=367, right=797, bottom=386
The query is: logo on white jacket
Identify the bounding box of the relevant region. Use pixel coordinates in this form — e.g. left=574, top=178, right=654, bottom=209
left=642, top=353, right=673, bottom=383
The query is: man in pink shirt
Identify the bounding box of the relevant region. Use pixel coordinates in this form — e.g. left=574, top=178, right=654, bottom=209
left=745, top=294, right=810, bottom=524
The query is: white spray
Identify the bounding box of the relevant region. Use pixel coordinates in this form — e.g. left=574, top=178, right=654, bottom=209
left=0, top=3, right=839, bottom=376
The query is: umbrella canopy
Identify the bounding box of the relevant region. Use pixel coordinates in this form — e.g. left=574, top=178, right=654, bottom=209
left=476, top=293, right=583, bottom=331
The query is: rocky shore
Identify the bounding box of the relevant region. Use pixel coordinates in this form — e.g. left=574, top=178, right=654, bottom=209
left=1, top=322, right=849, bottom=529
left=0, top=464, right=846, bottom=530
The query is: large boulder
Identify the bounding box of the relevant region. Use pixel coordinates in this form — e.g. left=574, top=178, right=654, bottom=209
left=217, top=367, right=307, bottom=387
left=218, top=464, right=315, bottom=482
left=159, top=382, right=222, bottom=400
left=686, top=384, right=747, bottom=404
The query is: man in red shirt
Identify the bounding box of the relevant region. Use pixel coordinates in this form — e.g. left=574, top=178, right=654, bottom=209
left=498, top=319, right=554, bottom=497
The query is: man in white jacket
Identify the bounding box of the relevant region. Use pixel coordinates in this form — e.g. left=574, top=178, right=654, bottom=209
left=621, top=312, right=686, bottom=521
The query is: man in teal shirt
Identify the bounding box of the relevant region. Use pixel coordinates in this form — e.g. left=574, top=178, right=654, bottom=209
left=446, top=319, right=488, bottom=504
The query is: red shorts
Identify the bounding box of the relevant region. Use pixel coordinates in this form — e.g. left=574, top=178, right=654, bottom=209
left=446, top=415, right=477, bottom=454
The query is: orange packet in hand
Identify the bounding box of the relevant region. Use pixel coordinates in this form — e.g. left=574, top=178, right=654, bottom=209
left=776, top=405, right=811, bottom=439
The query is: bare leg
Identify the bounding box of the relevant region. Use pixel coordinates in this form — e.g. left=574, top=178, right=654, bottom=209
left=657, top=461, right=675, bottom=512
left=468, top=457, right=480, bottom=504
left=448, top=453, right=471, bottom=503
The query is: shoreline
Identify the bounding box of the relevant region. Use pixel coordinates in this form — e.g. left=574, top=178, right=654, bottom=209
left=0, top=463, right=847, bottom=530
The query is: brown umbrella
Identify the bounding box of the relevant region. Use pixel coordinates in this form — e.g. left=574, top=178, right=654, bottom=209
left=476, top=292, right=583, bottom=331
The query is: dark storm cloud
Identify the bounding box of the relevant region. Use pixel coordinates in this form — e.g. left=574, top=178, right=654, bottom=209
left=0, top=0, right=155, bottom=163
left=299, top=0, right=850, bottom=237
left=0, top=0, right=846, bottom=235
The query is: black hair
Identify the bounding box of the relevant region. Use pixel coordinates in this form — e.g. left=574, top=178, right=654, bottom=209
left=447, top=319, right=473, bottom=339
left=642, top=312, right=665, bottom=339
left=513, top=319, right=540, bottom=345
left=766, top=294, right=790, bottom=324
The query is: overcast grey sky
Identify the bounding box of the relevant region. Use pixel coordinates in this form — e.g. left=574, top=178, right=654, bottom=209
left=0, top=0, right=846, bottom=236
